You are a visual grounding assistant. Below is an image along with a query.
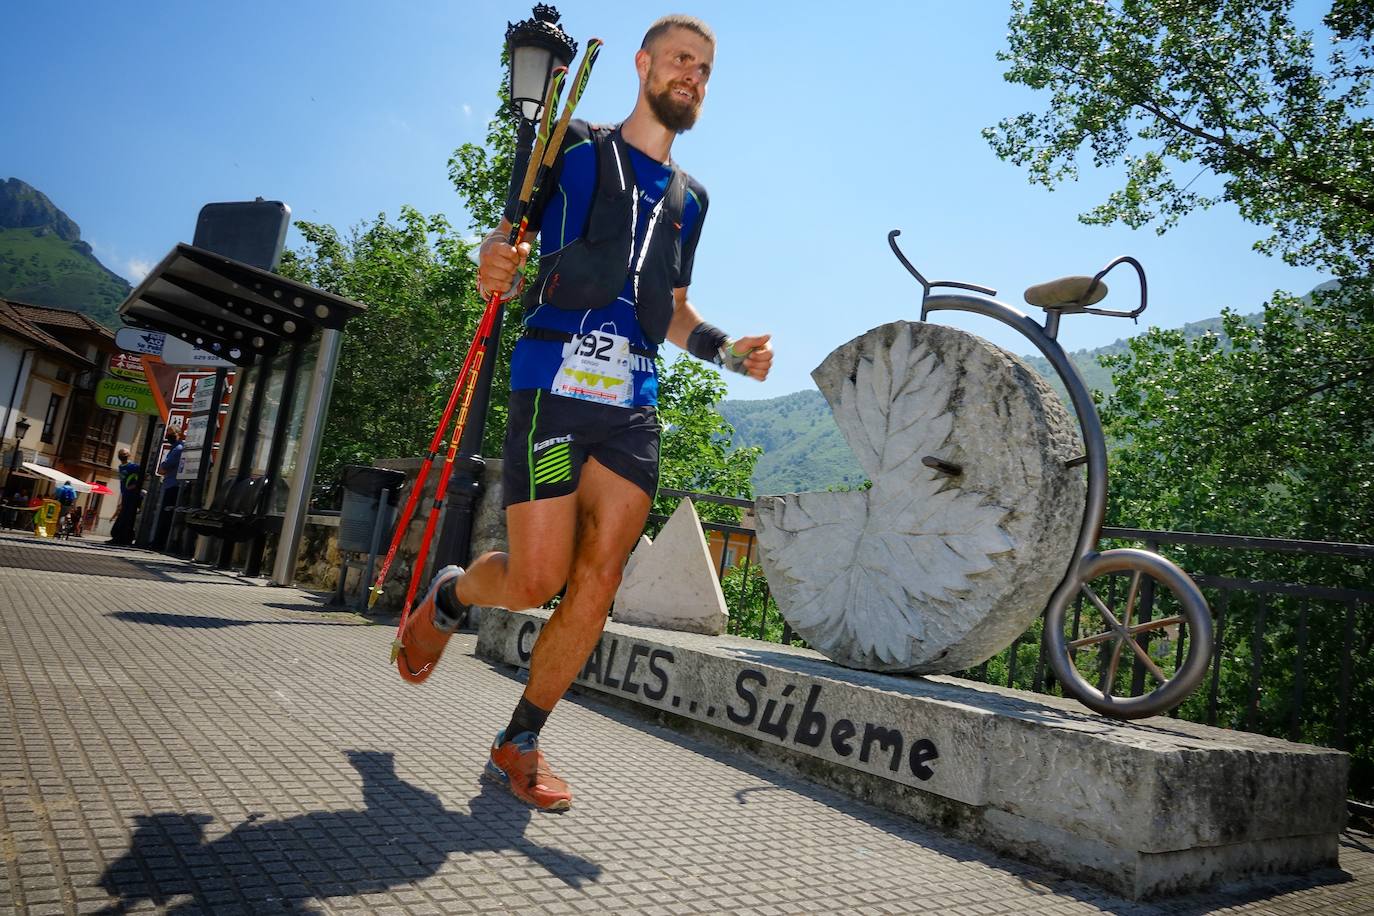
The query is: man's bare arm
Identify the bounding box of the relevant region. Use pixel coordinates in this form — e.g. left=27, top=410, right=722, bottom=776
left=666, top=287, right=773, bottom=381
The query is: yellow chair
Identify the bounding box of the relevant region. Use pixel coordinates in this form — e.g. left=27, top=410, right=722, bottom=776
left=33, top=499, right=60, bottom=538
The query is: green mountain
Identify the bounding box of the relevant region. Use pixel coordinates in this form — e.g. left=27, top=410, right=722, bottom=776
left=719, top=311, right=1266, bottom=496
left=718, top=390, right=870, bottom=495
left=0, top=177, right=131, bottom=328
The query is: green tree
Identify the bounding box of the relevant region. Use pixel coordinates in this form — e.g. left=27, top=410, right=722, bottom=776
left=1100, top=288, right=1373, bottom=543
left=721, top=563, right=783, bottom=640
left=984, top=0, right=1374, bottom=797
left=654, top=354, right=761, bottom=524
left=986, top=0, right=1374, bottom=275
left=1095, top=285, right=1373, bottom=796
left=278, top=208, right=488, bottom=484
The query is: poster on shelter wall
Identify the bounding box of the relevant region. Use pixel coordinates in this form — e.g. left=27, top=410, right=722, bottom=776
left=169, top=371, right=234, bottom=481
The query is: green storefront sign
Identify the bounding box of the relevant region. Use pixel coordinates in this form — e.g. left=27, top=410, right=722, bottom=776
left=96, top=378, right=160, bottom=415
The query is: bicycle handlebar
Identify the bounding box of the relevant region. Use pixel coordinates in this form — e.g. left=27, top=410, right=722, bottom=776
left=888, top=229, right=1149, bottom=320
left=1078, top=255, right=1148, bottom=320
left=888, top=230, right=997, bottom=298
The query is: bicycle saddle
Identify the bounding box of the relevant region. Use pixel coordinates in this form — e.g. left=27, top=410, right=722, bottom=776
left=1024, top=276, right=1109, bottom=310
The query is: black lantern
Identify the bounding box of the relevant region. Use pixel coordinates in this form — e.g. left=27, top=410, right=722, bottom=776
left=8, top=416, right=30, bottom=478
left=506, top=4, right=577, bottom=122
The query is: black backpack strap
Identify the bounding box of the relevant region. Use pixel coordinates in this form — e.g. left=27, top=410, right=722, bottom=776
left=597, top=124, right=636, bottom=181
left=521, top=325, right=656, bottom=358
left=666, top=166, right=687, bottom=226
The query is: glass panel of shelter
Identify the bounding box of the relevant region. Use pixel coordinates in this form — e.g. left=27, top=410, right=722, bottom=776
left=272, top=333, right=320, bottom=516
left=191, top=328, right=324, bottom=573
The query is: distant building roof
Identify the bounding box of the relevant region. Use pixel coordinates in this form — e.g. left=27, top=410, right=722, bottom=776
left=0, top=299, right=100, bottom=365
left=6, top=300, right=114, bottom=337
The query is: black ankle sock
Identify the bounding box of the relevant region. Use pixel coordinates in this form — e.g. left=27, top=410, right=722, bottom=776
left=504, top=696, right=550, bottom=741
left=433, top=578, right=468, bottom=631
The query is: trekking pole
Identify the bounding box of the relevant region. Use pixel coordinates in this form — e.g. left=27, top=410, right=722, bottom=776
left=388, top=39, right=604, bottom=659
left=369, top=65, right=568, bottom=623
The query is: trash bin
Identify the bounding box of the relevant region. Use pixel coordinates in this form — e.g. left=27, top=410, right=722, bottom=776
left=34, top=500, right=60, bottom=538
left=338, top=466, right=406, bottom=553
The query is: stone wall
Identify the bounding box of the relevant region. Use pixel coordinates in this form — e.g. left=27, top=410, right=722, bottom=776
left=288, top=458, right=506, bottom=612
left=480, top=609, right=1350, bottom=900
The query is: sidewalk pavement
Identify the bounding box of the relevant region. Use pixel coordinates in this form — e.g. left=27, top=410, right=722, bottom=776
left=1, top=531, right=1371, bottom=916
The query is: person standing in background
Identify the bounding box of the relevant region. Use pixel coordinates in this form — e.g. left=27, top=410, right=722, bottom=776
left=109, top=447, right=144, bottom=546
left=152, top=427, right=184, bottom=551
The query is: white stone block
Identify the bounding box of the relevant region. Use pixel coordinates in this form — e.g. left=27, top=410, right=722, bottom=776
left=612, top=498, right=729, bottom=635
left=478, top=611, right=1349, bottom=900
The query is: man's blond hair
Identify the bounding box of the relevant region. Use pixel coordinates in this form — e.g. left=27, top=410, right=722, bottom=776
left=641, top=14, right=715, bottom=50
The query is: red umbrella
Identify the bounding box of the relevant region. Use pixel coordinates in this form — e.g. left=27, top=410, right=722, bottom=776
left=86, top=482, right=115, bottom=496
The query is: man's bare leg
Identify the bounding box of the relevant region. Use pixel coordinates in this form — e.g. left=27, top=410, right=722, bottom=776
left=455, top=494, right=577, bottom=612
left=477, top=459, right=651, bottom=811
left=523, top=458, right=652, bottom=710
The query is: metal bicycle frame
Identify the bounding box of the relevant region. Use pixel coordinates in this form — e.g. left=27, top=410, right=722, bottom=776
left=919, top=292, right=1108, bottom=602
left=895, top=237, right=1213, bottom=717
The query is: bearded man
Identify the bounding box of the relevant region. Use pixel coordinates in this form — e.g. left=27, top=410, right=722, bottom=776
left=398, top=14, right=773, bottom=811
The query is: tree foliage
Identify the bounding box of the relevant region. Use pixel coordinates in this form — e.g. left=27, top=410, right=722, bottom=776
left=278, top=208, right=488, bottom=484
left=654, top=354, right=760, bottom=523
left=986, top=0, right=1374, bottom=275
left=1099, top=283, right=1373, bottom=543
left=1095, top=281, right=1373, bottom=795
left=985, top=0, right=1374, bottom=796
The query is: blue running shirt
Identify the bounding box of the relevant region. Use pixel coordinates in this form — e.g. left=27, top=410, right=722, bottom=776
left=509, top=122, right=708, bottom=407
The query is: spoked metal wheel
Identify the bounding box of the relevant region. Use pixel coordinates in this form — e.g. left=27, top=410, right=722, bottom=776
left=1044, top=548, right=1213, bottom=719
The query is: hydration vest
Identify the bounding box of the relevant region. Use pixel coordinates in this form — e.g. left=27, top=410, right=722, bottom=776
left=521, top=123, right=688, bottom=346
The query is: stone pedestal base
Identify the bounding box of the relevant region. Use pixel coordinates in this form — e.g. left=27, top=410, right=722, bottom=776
left=477, top=610, right=1348, bottom=900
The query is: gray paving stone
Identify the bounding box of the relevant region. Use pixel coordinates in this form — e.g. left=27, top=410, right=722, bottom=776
left=1, top=532, right=1371, bottom=915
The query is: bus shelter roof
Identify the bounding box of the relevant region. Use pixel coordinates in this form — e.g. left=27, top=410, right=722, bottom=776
left=117, top=244, right=365, bottom=366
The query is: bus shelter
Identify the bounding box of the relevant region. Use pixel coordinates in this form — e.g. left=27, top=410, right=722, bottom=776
left=118, top=243, right=364, bottom=585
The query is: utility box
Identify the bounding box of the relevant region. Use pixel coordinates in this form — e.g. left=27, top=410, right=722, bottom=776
left=338, top=466, right=405, bottom=553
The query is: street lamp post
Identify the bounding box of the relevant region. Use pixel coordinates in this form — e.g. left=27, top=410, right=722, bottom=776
left=432, top=5, right=575, bottom=581
left=3, top=416, right=32, bottom=528
left=7, top=416, right=31, bottom=482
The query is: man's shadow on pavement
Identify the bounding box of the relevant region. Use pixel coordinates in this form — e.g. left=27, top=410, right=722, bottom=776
left=95, top=750, right=601, bottom=914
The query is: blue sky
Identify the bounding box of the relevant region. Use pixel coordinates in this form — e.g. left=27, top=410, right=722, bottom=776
left=5, top=1, right=1331, bottom=400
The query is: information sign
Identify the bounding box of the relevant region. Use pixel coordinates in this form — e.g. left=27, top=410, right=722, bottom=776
left=172, top=371, right=215, bottom=408
left=107, top=352, right=145, bottom=381
left=183, top=415, right=210, bottom=450
left=95, top=378, right=160, bottom=415
left=114, top=327, right=236, bottom=367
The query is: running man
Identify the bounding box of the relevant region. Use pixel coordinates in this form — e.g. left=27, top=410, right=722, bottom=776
left=397, top=15, right=772, bottom=811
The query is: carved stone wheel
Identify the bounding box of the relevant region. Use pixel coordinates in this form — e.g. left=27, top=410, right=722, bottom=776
left=756, top=321, right=1086, bottom=674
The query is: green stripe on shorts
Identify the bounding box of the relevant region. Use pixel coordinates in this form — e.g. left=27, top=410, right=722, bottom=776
left=528, top=389, right=542, bottom=502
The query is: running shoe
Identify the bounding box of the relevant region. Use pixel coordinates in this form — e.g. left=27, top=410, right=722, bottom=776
left=395, top=565, right=464, bottom=684
left=484, top=730, right=574, bottom=811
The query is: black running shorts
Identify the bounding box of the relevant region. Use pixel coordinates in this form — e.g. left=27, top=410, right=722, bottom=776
left=502, top=389, right=661, bottom=507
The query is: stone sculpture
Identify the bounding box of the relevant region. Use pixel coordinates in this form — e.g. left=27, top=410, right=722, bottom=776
left=756, top=321, right=1086, bottom=673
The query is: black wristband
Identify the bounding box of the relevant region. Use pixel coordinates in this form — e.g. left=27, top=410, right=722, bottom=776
left=687, top=322, right=729, bottom=364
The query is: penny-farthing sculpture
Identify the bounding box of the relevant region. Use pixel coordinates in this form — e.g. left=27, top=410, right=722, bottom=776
left=756, top=231, right=1213, bottom=719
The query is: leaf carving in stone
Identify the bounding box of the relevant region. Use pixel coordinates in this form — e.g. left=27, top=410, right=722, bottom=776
left=760, top=328, right=1012, bottom=668
left=756, top=321, right=1086, bottom=674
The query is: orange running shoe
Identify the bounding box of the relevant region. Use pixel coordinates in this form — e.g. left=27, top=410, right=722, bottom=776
left=484, top=730, right=573, bottom=811
left=395, top=565, right=464, bottom=684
